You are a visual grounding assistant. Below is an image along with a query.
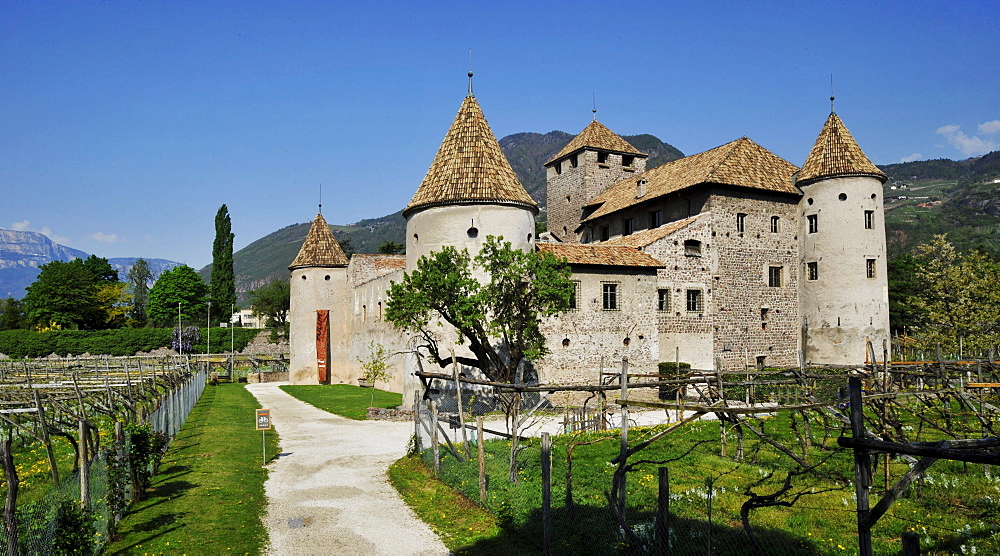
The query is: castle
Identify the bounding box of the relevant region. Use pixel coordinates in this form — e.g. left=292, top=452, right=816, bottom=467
left=286, top=80, right=890, bottom=402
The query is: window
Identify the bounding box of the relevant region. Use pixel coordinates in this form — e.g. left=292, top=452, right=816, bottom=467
left=736, top=213, right=747, bottom=233
left=554, top=162, right=562, bottom=175
left=807, top=261, right=818, bottom=281
left=622, top=154, right=635, bottom=167
left=570, top=154, right=578, bottom=168
left=807, top=214, right=818, bottom=234
left=770, top=216, right=780, bottom=233
left=685, top=289, right=704, bottom=312
left=684, top=239, right=702, bottom=257
left=569, top=281, right=580, bottom=310
left=600, top=226, right=610, bottom=242
left=650, top=210, right=663, bottom=228
left=602, top=283, right=619, bottom=310
left=864, top=210, right=874, bottom=229
left=866, top=258, right=876, bottom=278
left=622, top=218, right=634, bottom=236
left=760, top=308, right=769, bottom=321
left=657, top=289, right=669, bottom=311
left=768, top=266, right=783, bottom=287
left=597, top=151, right=608, bottom=165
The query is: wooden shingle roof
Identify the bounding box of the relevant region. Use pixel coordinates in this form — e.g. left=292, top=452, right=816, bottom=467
left=545, top=119, right=645, bottom=166
left=582, top=137, right=799, bottom=223
left=536, top=242, right=662, bottom=267
left=796, top=113, right=886, bottom=186
left=602, top=214, right=703, bottom=248
left=289, top=213, right=349, bottom=269
left=404, top=95, right=537, bottom=217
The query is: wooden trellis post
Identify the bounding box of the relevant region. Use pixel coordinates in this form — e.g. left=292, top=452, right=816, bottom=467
left=849, top=376, right=873, bottom=556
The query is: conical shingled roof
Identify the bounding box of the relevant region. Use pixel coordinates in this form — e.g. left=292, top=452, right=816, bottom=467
left=796, top=113, right=886, bottom=186
left=289, top=213, right=349, bottom=269
left=546, top=119, right=645, bottom=165
left=403, top=95, right=537, bottom=217
left=582, top=137, right=799, bottom=222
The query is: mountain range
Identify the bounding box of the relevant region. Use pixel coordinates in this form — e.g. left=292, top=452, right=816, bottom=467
left=0, top=228, right=180, bottom=299
left=5, top=130, right=999, bottom=303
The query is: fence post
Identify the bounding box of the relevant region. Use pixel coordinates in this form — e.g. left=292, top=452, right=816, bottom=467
left=34, top=389, right=60, bottom=486
left=541, top=432, right=552, bottom=552
left=619, top=357, right=629, bottom=521
left=655, top=467, right=669, bottom=554
left=452, top=352, right=470, bottom=459
left=477, top=416, right=486, bottom=502
left=79, top=419, right=90, bottom=509
left=1, top=433, right=19, bottom=556
left=413, top=390, right=422, bottom=454
left=902, top=531, right=919, bottom=555
left=430, top=398, right=440, bottom=478
left=849, top=376, right=873, bottom=556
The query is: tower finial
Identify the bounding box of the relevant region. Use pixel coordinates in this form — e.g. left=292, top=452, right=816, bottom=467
left=592, top=92, right=597, bottom=121
left=467, top=49, right=474, bottom=97
left=830, top=74, right=836, bottom=113
left=319, top=183, right=323, bottom=214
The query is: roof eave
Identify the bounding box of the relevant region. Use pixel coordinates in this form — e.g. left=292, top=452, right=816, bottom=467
left=403, top=198, right=539, bottom=219
left=544, top=146, right=649, bottom=167
left=795, top=171, right=888, bottom=188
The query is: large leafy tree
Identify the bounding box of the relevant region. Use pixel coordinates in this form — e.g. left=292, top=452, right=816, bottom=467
left=210, top=204, right=236, bottom=315
left=909, top=236, right=1000, bottom=355
left=23, top=256, right=122, bottom=330
left=385, top=235, right=573, bottom=384
left=0, top=298, right=25, bottom=330
left=147, top=265, right=209, bottom=327
left=127, top=258, right=153, bottom=325
left=247, top=279, right=290, bottom=327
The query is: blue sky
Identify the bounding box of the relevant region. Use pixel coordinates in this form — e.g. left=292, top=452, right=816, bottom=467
left=2, top=1, right=998, bottom=268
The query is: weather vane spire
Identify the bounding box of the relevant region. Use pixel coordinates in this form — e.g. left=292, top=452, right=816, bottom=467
left=318, top=183, right=323, bottom=214
left=592, top=92, right=597, bottom=121
left=467, top=49, right=474, bottom=97
left=830, top=74, right=836, bottom=113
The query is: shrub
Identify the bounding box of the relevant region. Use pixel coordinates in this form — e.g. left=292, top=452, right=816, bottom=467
left=658, top=361, right=691, bottom=400
left=0, top=327, right=260, bottom=358
left=53, top=501, right=97, bottom=555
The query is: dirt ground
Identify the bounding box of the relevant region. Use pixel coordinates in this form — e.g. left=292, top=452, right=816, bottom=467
left=246, top=382, right=447, bottom=555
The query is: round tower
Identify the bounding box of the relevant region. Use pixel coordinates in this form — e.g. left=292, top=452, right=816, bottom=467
left=288, top=212, right=350, bottom=384
left=797, top=110, right=889, bottom=365
left=403, top=79, right=537, bottom=270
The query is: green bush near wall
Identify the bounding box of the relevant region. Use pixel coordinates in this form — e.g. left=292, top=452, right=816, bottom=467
left=657, top=361, right=691, bottom=400
left=0, top=327, right=261, bottom=358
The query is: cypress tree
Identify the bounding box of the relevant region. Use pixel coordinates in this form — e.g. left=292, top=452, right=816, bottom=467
left=210, top=204, right=236, bottom=319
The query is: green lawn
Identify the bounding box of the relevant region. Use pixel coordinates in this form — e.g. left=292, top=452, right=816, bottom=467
left=280, top=384, right=402, bottom=419
left=105, top=383, right=276, bottom=554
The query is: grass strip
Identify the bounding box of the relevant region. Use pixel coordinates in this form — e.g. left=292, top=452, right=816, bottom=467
left=280, top=384, right=402, bottom=420
left=388, top=455, right=535, bottom=554
left=105, top=383, right=277, bottom=555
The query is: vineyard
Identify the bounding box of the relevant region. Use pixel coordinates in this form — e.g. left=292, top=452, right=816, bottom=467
left=0, top=355, right=211, bottom=554
left=412, top=349, right=1000, bottom=554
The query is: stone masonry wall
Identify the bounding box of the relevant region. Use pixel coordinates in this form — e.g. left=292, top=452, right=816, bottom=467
left=709, top=189, right=801, bottom=370
left=547, top=150, right=647, bottom=243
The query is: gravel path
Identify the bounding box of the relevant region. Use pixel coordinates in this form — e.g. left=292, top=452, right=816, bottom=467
left=246, top=382, right=448, bottom=555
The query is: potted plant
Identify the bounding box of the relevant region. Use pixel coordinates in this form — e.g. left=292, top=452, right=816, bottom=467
left=357, top=341, right=393, bottom=406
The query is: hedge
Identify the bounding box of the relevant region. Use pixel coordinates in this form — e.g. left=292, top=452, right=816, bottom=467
left=0, top=327, right=261, bottom=359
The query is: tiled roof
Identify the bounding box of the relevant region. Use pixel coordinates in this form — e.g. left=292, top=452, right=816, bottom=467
left=583, top=137, right=799, bottom=222
left=404, top=95, right=537, bottom=217
left=289, top=213, right=349, bottom=269
left=348, top=254, right=406, bottom=286
left=546, top=119, right=645, bottom=165
left=796, top=113, right=886, bottom=186
left=536, top=242, right=663, bottom=267
left=602, top=214, right=703, bottom=248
